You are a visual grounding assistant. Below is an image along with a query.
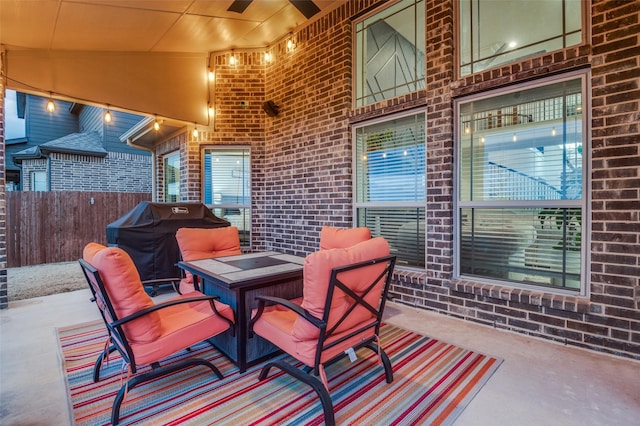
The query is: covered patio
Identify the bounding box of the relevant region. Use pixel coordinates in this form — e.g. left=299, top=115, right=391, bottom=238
left=1, top=289, right=638, bottom=424
left=1, top=0, right=640, bottom=422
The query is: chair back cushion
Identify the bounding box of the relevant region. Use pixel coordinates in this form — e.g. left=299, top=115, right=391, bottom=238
left=83, top=242, right=107, bottom=263
left=319, top=226, right=370, bottom=250
left=176, top=227, right=242, bottom=261
left=293, top=237, right=390, bottom=341
left=92, top=247, right=162, bottom=343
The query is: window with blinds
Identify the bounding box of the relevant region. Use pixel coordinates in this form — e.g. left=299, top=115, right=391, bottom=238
left=163, top=152, right=180, bottom=203
left=354, top=112, right=426, bottom=268
left=203, top=147, right=251, bottom=246
left=456, top=74, right=587, bottom=292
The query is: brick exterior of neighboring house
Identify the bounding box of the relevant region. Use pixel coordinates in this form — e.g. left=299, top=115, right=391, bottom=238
left=0, top=1, right=638, bottom=360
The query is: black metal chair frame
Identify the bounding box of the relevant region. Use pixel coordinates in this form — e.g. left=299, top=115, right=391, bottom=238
left=78, top=258, right=234, bottom=425
left=249, top=254, right=396, bottom=426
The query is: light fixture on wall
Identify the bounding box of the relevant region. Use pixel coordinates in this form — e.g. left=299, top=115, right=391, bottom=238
left=286, top=33, right=296, bottom=52
left=104, top=107, right=112, bottom=123
left=46, top=93, right=55, bottom=113
left=193, top=123, right=199, bottom=138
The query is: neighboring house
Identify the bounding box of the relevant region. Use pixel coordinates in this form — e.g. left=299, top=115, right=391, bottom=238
left=7, top=92, right=151, bottom=192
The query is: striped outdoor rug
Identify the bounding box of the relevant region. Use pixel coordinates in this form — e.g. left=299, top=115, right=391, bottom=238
left=57, top=321, right=502, bottom=425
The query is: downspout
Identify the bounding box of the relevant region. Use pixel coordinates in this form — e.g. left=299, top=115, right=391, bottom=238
left=125, top=139, right=156, bottom=202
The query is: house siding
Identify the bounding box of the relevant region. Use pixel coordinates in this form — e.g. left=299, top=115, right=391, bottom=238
left=193, top=0, right=640, bottom=359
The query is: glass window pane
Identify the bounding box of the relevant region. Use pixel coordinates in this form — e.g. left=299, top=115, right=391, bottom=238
left=355, top=0, right=425, bottom=107
left=460, top=79, right=583, bottom=201
left=460, top=208, right=581, bottom=290
left=460, top=0, right=583, bottom=76
left=358, top=207, right=425, bottom=268
left=356, top=113, right=426, bottom=203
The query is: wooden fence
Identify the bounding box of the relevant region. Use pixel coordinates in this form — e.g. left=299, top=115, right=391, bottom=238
left=6, top=191, right=151, bottom=267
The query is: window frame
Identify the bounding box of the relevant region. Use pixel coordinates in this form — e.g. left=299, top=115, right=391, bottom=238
left=456, top=0, right=588, bottom=78
left=453, top=70, right=591, bottom=296
left=201, top=145, right=252, bottom=248
left=352, top=108, right=427, bottom=270
left=30, top=171, right=47, bottom=192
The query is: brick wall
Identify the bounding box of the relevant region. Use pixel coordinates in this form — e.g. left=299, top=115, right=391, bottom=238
left=197, top=0, right=640, bottom=359
left=0, top=52, right=6, bottom=309
left=22, top=152, right=152, bottom=192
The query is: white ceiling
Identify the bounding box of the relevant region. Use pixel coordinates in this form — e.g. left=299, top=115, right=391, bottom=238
left=0, top=0, right=343, bottom=53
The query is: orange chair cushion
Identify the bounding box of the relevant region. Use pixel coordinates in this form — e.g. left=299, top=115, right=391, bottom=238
left=319, top=226, right=370, bottom=250
left=293, top=237, right=390, bottom=341
left=83, top=242, right=107, bottom=262
left=130, top=293, right=232, bottom=365
left=92, top=247, right=162, bottom=344
left=176, top=226, right=242, bottom=293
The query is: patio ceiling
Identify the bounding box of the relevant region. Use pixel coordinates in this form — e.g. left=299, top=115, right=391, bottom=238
left=0, top=0, right=344, bottom=145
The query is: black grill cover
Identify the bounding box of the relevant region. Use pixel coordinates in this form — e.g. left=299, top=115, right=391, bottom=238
left=106, top=202, right=230, bottom=281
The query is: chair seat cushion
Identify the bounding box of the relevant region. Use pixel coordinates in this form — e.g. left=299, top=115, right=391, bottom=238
left=130, top=295, right=232, bottom=366
left=252, top=304, right=377, bottom=366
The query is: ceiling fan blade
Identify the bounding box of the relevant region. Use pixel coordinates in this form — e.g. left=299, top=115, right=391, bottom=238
left=289, top=0, right=321, bottom=19
left=227, top=0, right=253, bottom=14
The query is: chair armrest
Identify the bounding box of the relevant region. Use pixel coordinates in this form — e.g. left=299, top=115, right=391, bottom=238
left=252, top=295, right=325, bottom=329
left=141, top=277, right=181, bottom=285
left=111, top=294, right=221, bottom=327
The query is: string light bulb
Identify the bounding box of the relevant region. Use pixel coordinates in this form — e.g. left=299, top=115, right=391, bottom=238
left=46, top=96, right=55, bottom=113
left=208, top=105, right=215, bottom=118
left=264, top=51, right=271, bottom=63
left=104, top=107, right=112, bottom=123
left=512, top=133, right=517, bottom=142
left=153, top=116, right=160, bottom=131
left=551, top=127, right=556, bottom=136
left=193, top=123, right=198, bottom=138
left=229, top=51, right=237, bottom=66
left=208, top=69, right=214, bottom=81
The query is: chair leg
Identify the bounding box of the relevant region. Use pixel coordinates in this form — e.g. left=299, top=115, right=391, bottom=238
left=93, top=344, right=118, bottom=382
left=365, top=343, right=394, bottom=384
left=259, top=361, right=335, bottom=426
left=111, top=358, right=224, bottom=425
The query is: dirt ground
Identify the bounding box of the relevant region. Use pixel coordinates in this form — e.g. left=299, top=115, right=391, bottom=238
left=7, top=261, right=87, bottom=301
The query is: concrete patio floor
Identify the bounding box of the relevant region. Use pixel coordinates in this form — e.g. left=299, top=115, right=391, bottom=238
left=1, top=288, right=638, bottom=425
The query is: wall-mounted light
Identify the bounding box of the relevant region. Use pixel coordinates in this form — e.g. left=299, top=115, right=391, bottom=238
left=104, top=107, right=112, bottom=123
left=46, top=94, right=55, bottom=113
left=286, top=33, right=296, bottom=52
left=193, top=123, right=199, bottom=138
